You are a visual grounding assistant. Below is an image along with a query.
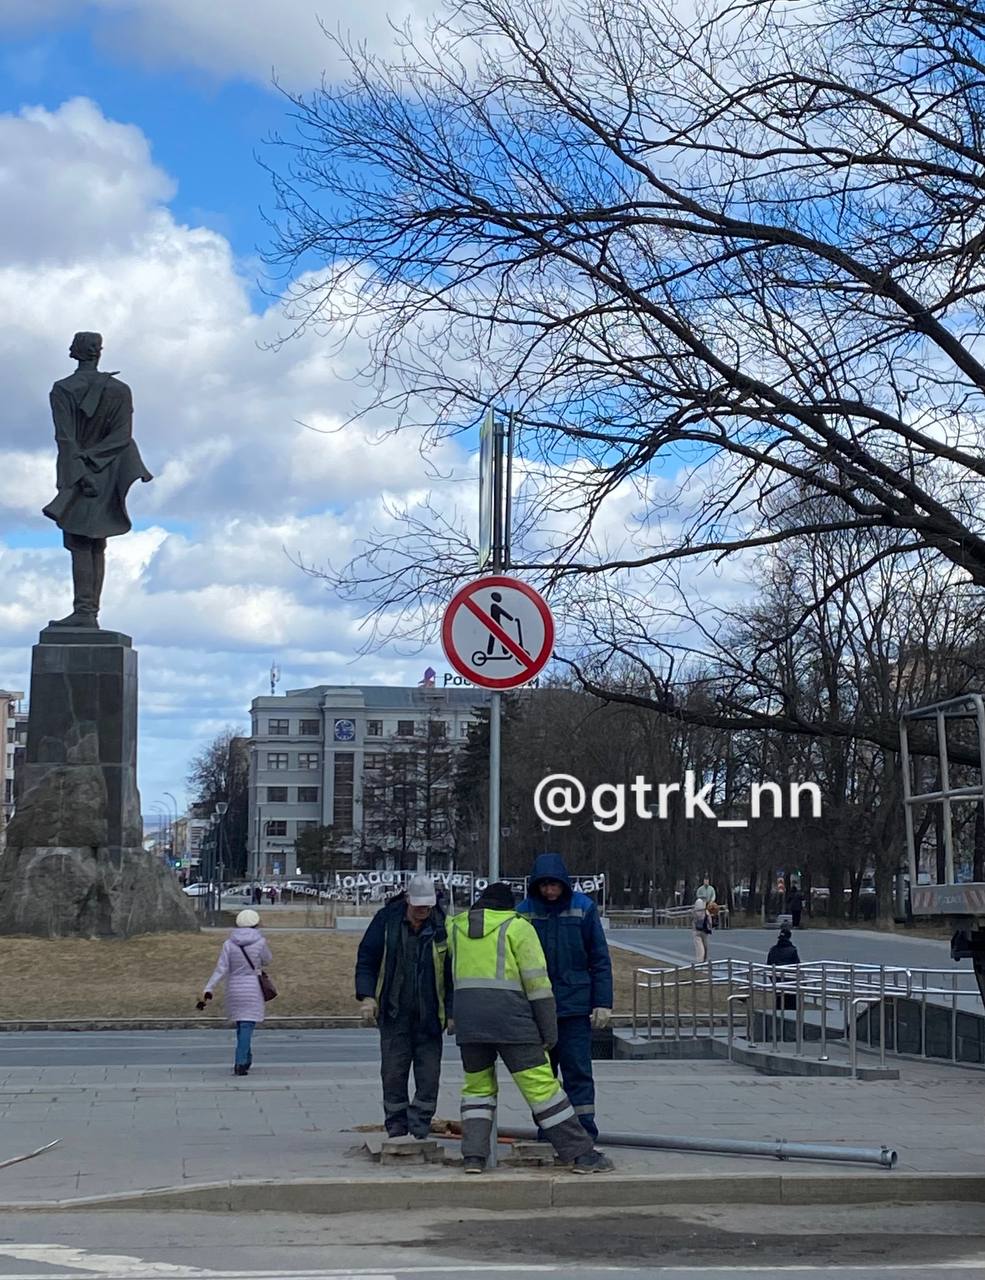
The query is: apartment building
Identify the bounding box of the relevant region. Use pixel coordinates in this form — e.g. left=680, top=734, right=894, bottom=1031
left=0, top=691, right=26, bottom=849
left=247, top=684, right=491, bottom=878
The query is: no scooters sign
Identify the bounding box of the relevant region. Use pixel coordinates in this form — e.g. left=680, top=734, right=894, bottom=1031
left=441, top=575, right=555, bottom=690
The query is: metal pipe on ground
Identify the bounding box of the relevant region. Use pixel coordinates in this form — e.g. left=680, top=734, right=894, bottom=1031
left=494, top=1127, right=898, bottom=1169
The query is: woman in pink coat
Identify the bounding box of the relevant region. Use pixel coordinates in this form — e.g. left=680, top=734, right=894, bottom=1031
left=198, top=909, right=273, bottom=1075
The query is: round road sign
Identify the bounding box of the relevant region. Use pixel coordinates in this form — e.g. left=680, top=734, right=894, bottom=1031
left=441, top=575, right=555, bottom=690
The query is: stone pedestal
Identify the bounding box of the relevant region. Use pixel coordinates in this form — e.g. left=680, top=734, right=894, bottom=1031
left=0, top=628, right=197, bottom=937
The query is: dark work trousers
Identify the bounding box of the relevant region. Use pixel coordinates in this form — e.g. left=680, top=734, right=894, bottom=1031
left=545, top=1014, right=597, bottom=1139
left=459, top=1041, right=593, bottom=1164
left=791, top=908, right=803, bottom=928
left=379, top=1019, right=442, bottom=1138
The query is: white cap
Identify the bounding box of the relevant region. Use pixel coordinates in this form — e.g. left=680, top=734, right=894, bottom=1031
left=407, top=874, right=437, bottom=906
left=236, top=909, right=260, bottom=927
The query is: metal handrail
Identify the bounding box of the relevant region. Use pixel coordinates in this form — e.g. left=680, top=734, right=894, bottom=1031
left=631, top=958, right=982, bottom=1075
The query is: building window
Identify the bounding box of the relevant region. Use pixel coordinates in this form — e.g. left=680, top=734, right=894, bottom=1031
left=296, top=819, right=318, bottom=835
left=267, top=752, right=289, bottom=770
left=297, top=786, right=319, bottom=804
left=266, top=786, right=288, bottom=803
left=364, top=752, right=386, bottom=771
left=366, top=719, right=383, bottom=736
left=429, top=720, right=447, bottom=739
left=397, top=720, right=416, bottom=737
left=333, top=752, right=355, bottom=832
left=460, top=723, right=470, bottom=737
left=299, top=719, right=320, bottom=736
left=265, top=820, right=287, bottom=837
left=268, top=718, right=290, bottom=735
left=298, top=752, right=320, bottom=770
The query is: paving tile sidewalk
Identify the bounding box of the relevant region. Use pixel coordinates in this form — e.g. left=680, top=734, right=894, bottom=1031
left=0, top=1056, right=979, bottom=1204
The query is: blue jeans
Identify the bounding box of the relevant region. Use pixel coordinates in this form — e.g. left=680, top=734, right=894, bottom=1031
left=235, top=1021, right=256, bottom=1067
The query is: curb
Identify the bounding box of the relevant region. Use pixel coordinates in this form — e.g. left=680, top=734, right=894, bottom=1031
left=1, top=1171, right=983, bottom=1215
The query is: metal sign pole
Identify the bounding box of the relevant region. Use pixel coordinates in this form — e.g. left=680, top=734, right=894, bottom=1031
left=489, top=693, right=501, bottom=883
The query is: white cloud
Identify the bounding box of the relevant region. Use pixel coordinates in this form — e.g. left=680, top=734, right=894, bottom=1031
left=3, top=0, right=438, bottom=90
left=0, top=93, right=754, bottom=808
left=0, top=96, right=478, bottom=803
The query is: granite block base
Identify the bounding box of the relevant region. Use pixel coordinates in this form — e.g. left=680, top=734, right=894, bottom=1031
left=0, top=845, right=197, bottom=938
left=0, top=628, right=197, bottom=937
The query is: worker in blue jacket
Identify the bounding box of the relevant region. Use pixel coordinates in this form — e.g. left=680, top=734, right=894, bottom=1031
left=516, top=853, right=613, bottom=1139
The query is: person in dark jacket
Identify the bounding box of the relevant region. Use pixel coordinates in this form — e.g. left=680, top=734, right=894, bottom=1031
left=354, top=874, right=453, bottom=1139
left=786, top=883, right=804, bottom=928
left=517, top=853, right=613, bottom=1140
left=767, top=926, right=801, bottom=1010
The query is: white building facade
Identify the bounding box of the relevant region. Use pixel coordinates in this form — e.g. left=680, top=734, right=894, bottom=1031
left=247, top=684, right=491, bottom=878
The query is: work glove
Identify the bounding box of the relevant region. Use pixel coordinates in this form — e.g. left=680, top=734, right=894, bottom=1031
left=445, top=1018, right=455, bottom=1037
left=359, top=997, right=379, bottom=1026
left=591, top=1007, right=612, bottom=1030
left=196, top=992, right=213, bottom=1012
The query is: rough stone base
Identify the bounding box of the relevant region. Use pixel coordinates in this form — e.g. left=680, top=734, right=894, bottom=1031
left=0, top=845, right=198, bottom=938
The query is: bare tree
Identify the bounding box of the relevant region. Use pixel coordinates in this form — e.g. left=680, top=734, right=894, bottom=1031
left=267, top=0, right=985, bottom=721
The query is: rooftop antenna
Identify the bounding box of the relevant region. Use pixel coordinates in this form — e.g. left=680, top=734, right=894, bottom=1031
left=270, top=661, right=281, bottom=697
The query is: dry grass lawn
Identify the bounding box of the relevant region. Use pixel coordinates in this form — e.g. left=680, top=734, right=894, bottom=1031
left=0, top=931, right=667, bottom=1020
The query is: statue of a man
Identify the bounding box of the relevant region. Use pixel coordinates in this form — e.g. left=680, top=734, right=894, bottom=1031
left=42, top=332, right=152, bottom=628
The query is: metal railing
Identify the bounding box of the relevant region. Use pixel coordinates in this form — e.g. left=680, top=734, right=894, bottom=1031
left=608, top=905, right=731, bottom=928
left=631, top=959, right=983, bottom=1076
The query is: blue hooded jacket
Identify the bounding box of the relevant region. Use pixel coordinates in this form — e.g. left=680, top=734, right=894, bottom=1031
left=516, top=853, right=613, bottom=1017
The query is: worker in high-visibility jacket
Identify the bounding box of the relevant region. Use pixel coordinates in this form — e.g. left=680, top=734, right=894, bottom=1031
left=448, top=881, right=614, bottom=1175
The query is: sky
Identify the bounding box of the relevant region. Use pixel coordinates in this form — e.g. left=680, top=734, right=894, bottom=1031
left=0, top=0, right=751, bottom=815
left=0, top=0, right=480, bottom=813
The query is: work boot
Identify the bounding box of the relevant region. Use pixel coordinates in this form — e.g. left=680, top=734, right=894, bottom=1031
left=463, top=1157, right=486, bottom=1174
left=571, top=1150, right=614, bottom=1174
left=233, top=1064, right=249, bottom=1076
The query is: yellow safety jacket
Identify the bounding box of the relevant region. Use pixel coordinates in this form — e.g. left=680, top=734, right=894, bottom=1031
left=448, top=907, right=558, bottom=1045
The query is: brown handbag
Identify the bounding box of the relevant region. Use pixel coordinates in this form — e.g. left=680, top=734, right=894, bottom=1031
left=236, top=942, right=278, bottom=1002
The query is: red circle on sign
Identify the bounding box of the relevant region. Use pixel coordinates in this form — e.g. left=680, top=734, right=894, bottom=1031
left=441, top=575, right=555, bottom=690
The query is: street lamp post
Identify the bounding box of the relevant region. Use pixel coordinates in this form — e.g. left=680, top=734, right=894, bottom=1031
left=215, top=801, right=228, bottom=916
left=163, top=791, right=179, bottom=866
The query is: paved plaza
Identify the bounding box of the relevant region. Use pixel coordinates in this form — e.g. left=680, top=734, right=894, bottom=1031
left=0, top=1030, right=979, bottom=1205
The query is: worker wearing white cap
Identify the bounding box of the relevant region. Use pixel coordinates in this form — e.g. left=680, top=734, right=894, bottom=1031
left=354, top=874, right=453, bottom=1138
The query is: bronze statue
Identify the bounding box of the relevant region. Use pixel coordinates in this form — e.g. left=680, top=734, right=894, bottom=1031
left=42, top=333, right=152, bottom=628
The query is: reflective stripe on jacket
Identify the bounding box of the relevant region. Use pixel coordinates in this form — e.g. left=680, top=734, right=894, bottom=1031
left=448, top=907, right=558, bottom=1045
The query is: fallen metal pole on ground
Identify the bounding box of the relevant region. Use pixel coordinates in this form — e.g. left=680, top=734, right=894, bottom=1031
left=0, top=1139, right=60, bottom=1171
left=494, top=1127, right=897, bottom=1168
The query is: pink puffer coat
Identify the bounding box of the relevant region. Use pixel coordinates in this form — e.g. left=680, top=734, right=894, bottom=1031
left=204, top=927, right=273, bottom=1023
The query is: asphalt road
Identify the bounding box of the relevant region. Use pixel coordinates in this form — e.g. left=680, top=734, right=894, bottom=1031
left=0, top=1205, right=979, bottom=1278
left=607, top=925, right=968, bottom=973
left=0, top=1028, right=394, bottom=1067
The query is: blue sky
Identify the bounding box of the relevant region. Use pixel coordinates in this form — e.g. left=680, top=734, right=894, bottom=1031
left=0, top=1, right=738, bottom=817
left=0, top=1, right=481, bottom=811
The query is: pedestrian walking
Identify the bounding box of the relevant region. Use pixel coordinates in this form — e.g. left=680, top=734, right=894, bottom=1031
left=267, top=885, right=278, bottom=905
left=767, top=925, right=801, bottom=1009
left=354, top=873, right=452, bottom=1140
left=693, top=897, right=712, bottom=963
left=786, top=883, right=804, bottom=928
left=516, top=853, right=613, bottom=1140
left=696, top=873, right=717, bottom=906
left=197, top=908, right=273, bottom=1076
left=449, top=881, right=613, bottom=1176
left=252, top=883, right=263, bottom=906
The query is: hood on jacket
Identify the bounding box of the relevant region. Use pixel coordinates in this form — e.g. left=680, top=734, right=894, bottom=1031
left=528, top=852, right=573, bottom=906
left=230, top=926, right=263, bottom=945
left=462, top=905, right=516, bottom=940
